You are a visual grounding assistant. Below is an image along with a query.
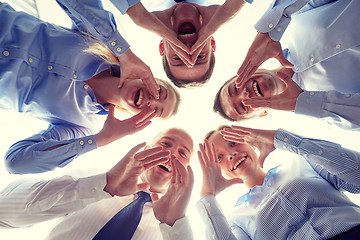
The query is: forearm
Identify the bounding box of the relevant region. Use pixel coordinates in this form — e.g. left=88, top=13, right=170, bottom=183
left=255, top=0, right=311, bottom=41
left=5, top=126, right=97, bottom=174
left=0, top=173, right=111, bottom=228
left=197, top=195, right=237, bottom=240
left=274, top=128, right=360, bottom=188
left=295, top=91, right=360, bottom=130
left=56, top=0, right=130, bottom=55
left=159, top=217, right=194, bottom=240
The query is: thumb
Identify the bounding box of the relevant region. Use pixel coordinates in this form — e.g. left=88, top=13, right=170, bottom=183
left=276, top=71, right=293, bottom=85
left=276, top=54, right=294, bottom=68
left=137, top=182, right=150, bottom=192
left=107, top=104, right=115, bottom=117
left=151, top=193, right=160, bottom=202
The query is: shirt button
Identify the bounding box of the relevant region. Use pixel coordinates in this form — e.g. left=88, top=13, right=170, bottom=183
left=48, top=66, right=53, bottom=70
left=2, top=50, right=9, bottom=56
left=277, top=27, right=282, bottom=32
left=309, top=92, right=315, bottom=96
left=284, top=138, right=288, bottom=142
left=283, top=145, right=287, bottom=149
left=83, top=84, right=89, bottom=90
left=87, top=139, right=93, bottom=145
left=345, top=94, right=350, bottom=97
left=79, top=140, right=84, bottom=146
left=268, top=23, right=273, bottom=28
left=28, top=57, right=33, bottom=63
left=73, top=74, right=77, bottom=79
left=310, top=57, right=314, bottom=62
left=318, top=150, right=323, bottom=155
left=116, top=47, right=122, bottom=52
left=206, top=202, right=211, bottom=208
left=335, top=44, right=341, bottom=49
left=111, top=41, right=116, bottom=46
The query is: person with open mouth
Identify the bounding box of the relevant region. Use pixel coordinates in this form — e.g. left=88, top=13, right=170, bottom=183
left=129, top=0, right=252, bottom=88
left=197, top=125, right=360, bottom=239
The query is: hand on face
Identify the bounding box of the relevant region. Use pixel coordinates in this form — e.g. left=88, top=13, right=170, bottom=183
left=236, top=32, right=293, bottom=89
left=220, top=126, right=276, bottom=168
left=243, top=71, right=303, bottom=112
left=95, top=105, right=156, bottom=147
left=104, top=143, right=170, bottom=197
left=152, top=156, right=194, bottom=226
left=117, top=49, right=159, bottom=99
left=198, top=140, right=243, bottom=197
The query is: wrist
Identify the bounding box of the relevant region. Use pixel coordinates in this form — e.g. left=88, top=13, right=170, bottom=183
left=103, top=172, right=115, bottom=196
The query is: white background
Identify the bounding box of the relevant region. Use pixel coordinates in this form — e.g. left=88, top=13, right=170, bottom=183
left=1, top=0, right=359, bottom=239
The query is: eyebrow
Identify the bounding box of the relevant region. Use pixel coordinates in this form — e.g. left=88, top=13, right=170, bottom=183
left=163, top=136, right=191, bottom=153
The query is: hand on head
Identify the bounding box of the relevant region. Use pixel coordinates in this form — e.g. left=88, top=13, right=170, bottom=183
left=104, top=143, right=170, bottom=197
left=117, top=49, right=159, bottom=99
left=152, top=155, right=194, bottom=226
left=236, top=32, right=293, bottom=90
left=243, top=71, right=303, bottom=112
left=94, top=105, right=156, bottom=147
left=220, top=126, right=276, bottom=168
left=198, top=139, right=243, bottom=197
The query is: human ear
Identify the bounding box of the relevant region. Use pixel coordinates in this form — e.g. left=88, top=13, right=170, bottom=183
left=159, top=40, right=165, bottom=56
left=259, top=109, right=269, bottom=117
left=210, top=36, right=216, bottom=52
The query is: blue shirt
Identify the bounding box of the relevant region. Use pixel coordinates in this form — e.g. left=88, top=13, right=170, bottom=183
left=197, top=128, right=360, bottom=240
left=255, top=0, right=360, bottom=130
left=0, top=0, right=139, bottom=174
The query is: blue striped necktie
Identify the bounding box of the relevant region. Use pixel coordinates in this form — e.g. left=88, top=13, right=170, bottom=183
left=93, top=191, right=151, bottom=240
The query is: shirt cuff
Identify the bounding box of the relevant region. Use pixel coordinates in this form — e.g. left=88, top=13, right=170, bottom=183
left=78, top=173, right=113, bottom=199
left=159, top=216, right=194, bottom=240
left=274, top=128, right=304, bottom=154
left=105, top=31, right=130, bottom=56
left=295, top=91, right=325, bottom=119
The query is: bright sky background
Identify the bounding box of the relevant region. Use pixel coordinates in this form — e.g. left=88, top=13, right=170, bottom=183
left=1, top=0, right=359, bottom=239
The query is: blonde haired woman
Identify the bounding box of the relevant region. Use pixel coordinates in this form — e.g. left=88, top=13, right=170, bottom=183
left=1, top=1, right=180, bottom=174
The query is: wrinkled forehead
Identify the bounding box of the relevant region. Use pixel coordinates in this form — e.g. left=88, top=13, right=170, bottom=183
left=153, top=129, right=193, bottom=152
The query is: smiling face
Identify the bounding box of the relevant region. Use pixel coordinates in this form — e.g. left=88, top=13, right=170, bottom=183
left=159, top=3, right=216, bottom=84
left=141, top=128, right=193, bottom=193
left=218, top=70, right=286, bottom=120
left=118, top=78, right=179, bottom=119
left=206, top=130, right=260, bottom=181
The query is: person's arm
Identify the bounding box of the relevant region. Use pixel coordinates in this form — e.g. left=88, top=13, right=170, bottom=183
left=295, top=91, right=360, bottom=130
left=274, top=128, right=360, bottom=193
left=255, top=0, right=311, bottom=41
left=5, top=124, right=97, bottom=174
left=55, top=0, right=130, bottom=56
left=0, top=173, right=111, bottom=228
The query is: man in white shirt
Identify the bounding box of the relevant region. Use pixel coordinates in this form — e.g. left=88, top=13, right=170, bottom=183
left=0, top=128, right=194, bottom=239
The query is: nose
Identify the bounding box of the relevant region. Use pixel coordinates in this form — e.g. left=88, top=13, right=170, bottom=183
left=228, top=152, right=237, bottom=161
left=147, top=95, right=155, bottom=106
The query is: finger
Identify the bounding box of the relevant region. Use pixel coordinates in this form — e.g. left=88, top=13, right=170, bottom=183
left=221, top=128, right=249, bottom=138
left=204, top=139, right=214, bottom=163
left=140, top=151, right=171, bottom=165
left=131, top=108, right=156, bottom=124
left=276, top=71, right=293, bottom=85
left=168, top=38, right=190, bottom=54
left=170, top=159, right=176, bottom=184
left=243, top=98, right=272, bottom=108
left=134, top=146, right=164, bottom=160
left=151, top=192, right=160, bottom=201
left=125, top=142, right=147, bottom=158
left=173, top=158, right=187, bottom=184
left=186, top=166, right=194, bottom=187
left=140, top=71, right=160, bottom=100
left=190, top=41, right=207, bottom=65
left=210, top=143, right=217, bottom=163
left=199, top=143, right=209, bottom=166
left=143, top=157, right=170, bottom=170
left=227, top=178, right=244, bottom=186
left=132, top=120, right=152, bottom=133
left=107, top=104, right=115, bottom=118
left=170, top=44, right=193, bottom=67
left=118, top=76, right=126, bottom=88
left=197, top=150, right=207, bottom=171
left=222, top=135, right=245, bottom=143
left=137, top=182, right=150, bottom=192
left=276, top=53, right=294, bottom=68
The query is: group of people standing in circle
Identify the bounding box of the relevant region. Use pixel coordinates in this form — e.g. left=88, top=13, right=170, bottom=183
left=0, top=0, right=359, bottom=239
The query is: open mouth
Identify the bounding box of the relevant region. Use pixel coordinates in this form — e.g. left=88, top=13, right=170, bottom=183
left=178, top=22, right=197, bottom=42
left=253, top=81, right=263, bottom=97
left=134, top=89, right=144, bottom=107
left=232, top=156, right=247, bottom=171
left=159, top=165, right=171, bottom=172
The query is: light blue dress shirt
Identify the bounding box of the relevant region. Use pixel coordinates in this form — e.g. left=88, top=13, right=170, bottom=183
left=255, top=0, right=360, bottom=130
left=197, top=128, right=360, bottom=240
left=0, top=0, right=139, bottom=174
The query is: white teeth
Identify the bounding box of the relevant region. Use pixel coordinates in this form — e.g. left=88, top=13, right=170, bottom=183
left=253, top=81, right=262, bottom=97
left=232, top=156, right=246, bottom=170
left=179, top=33, right=196, bottom=38
left=136, top=89, right=143, bottom=106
